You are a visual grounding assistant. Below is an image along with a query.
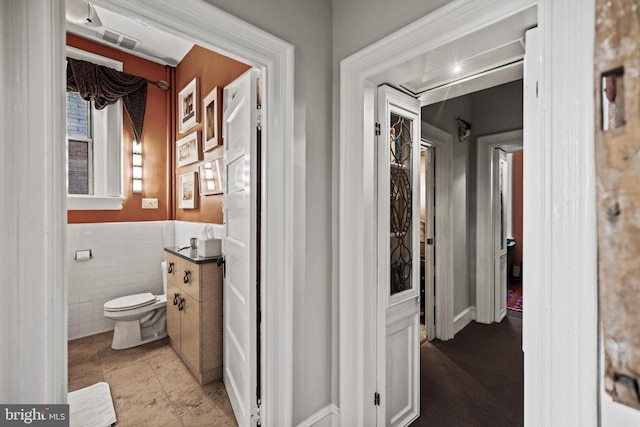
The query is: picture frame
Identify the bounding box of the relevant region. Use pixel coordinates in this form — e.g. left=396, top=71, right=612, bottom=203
left=178, top=77, right=199, bottom=133
left=202, top=87, right=219, bottom=151
left=199, top=159, right=224, bottom=195
left=178, top=171, right=197, bottom=209
left=176, top=131, right=199, bottom=167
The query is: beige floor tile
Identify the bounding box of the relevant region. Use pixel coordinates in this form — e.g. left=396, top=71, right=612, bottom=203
left=158, top=419, right=184, bottom=427
left=68, top=345, right=100, bottom=368
left=103, top=359, right=156, bottom=389
left=167, top=381, right=226, bottom=418
left=92, top=330, right=114, bottom=346
left=115, top=394, right=179, bottom=427
left=178, top=401, right=237, bottom=427
left=149, top=354, right=199, bottom=394
left=67, top=335, right=96, bottom=352
left=99, top=347, right=147, bottom=372
left=139, top=338, right=176, bottom=360
left=67, top=330, right=236, bottom=427
left=68, top=360, right=104, bottom=392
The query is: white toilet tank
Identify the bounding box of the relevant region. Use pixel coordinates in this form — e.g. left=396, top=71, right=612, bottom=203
left=161, top=261, right=167, bottom=295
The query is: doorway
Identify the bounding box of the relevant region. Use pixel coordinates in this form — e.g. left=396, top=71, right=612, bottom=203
left=339, top=2, right=537, bottom=425
left=64, top=1, right=295, bottom=425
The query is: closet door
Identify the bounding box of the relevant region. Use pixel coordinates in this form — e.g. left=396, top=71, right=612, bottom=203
left=376, top=85, right=421, bottom=427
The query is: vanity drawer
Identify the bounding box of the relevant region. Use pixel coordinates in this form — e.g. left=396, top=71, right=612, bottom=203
left=165, top=253, right=201, bottom=301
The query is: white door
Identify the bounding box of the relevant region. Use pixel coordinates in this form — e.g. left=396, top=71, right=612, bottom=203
left=420, top=145, right=436, bottom=340
left=493, top=149, right=508, bottom=321
left=222, top=69, right=259, bottom=427
left=376, top=85, right=420, bottom=427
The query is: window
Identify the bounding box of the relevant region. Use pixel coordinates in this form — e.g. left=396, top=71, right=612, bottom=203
left=67, top=91, right=92, bottom=194
left=66, top=46, right=124, bottom=210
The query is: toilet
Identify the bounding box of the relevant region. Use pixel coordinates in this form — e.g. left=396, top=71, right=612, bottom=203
left=103, top=262, right=168, bottom=350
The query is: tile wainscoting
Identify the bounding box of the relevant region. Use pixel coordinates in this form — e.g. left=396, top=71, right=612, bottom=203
left=67, top=221, right=216, bottom=339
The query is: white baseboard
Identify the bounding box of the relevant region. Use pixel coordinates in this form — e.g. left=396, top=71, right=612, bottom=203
left=453, top=306, right=476, bottom=335
left=296, top=404, right=339, bottom=427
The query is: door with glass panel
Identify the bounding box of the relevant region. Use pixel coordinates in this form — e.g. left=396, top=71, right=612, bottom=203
left=376, top=85, right=420, bottom=427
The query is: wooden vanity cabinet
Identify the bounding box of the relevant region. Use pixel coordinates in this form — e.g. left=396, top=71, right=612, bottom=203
left=165, top=250, right=222, bottom=385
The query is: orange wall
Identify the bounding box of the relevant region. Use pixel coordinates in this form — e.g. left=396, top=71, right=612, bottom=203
left=67, top=34, right=171, bottom=223
left=512, top=152, right=524, bottom=267
left=174, top=45, right=250, bottom=224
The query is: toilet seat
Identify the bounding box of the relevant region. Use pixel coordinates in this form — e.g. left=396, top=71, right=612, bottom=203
left=104, top=292, right=157, bottom=312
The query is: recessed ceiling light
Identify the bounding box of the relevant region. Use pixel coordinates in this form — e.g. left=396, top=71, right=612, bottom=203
left=453, top=64, right=461, bottom=74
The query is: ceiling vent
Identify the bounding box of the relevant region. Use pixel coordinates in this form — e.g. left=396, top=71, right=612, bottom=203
left=97, top=28, right=141, bottom=51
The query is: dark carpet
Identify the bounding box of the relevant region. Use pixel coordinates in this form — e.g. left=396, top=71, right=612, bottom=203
left=412, top=316, right=523, bottom=427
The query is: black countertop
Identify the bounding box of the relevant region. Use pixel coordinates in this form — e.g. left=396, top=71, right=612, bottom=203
left=164, top=247, right=222, bottom=264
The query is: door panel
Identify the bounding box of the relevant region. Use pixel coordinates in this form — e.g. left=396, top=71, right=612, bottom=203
left=377, top=85, right=420, bottom=427
left=223, top=69, right=258, bottom=427
left=180, top=291, right=200, bottom=373
left=494, top=150, right=508, bottom=321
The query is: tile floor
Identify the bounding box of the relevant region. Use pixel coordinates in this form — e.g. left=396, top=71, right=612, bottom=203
left=68, top=331, right=237, bottom=427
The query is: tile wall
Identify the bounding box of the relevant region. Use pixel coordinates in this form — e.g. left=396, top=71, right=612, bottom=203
left=67, top=220, right=218, bottom=339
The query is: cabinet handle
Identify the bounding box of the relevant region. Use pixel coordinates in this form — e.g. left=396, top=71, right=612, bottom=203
left=173, top=293, right=179, bottom=305
left=183, top=270, right=191, bottom=284
left=178, top=297, right=185, bottom=311
left=168, top=262, right=174, bottom=273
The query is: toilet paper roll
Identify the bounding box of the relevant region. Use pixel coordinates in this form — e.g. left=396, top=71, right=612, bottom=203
left=75, top=250, right=92, bottom=262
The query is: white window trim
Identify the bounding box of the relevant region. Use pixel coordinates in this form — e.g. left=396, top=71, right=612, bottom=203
left=66, top=46, right=124, bottom=210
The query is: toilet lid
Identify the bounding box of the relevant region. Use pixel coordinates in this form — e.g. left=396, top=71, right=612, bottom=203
left=104, top=292, right=157, bottom=312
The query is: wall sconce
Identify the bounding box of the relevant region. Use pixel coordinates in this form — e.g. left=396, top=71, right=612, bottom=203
left=132, top=140, right=142, bottom=193
left=456, top=116, right=472, bottom=142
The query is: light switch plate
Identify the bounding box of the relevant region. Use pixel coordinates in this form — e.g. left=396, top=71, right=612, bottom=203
left=142, top=198, right=158, bottom=209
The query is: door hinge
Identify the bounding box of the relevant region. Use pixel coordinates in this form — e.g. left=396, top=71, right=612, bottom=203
left=254, top=399, right=262, bottom=425
left=375, top=122, right=381, bottom=136
left=427, top=238, right=434, bottom=245
left=257, top=106, right=262, bottom=130
left=374, top=392, right=380, bottom=406
left=535, top=81, right=539, bottom=98
left=217, top=256, right=226, bottom=278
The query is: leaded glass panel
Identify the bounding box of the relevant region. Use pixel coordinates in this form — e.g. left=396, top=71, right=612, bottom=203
left=389, top=112, right=413, bottom=295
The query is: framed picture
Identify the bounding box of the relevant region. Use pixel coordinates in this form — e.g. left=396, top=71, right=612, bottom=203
left=202, top=87, right=219, bottom=151
left=199, top=159, right=224, bottom=195
left=176, top=131, right=199, bottom=167
left=178, top=171, right=197, bottom=209
left=178, top=77, right=199, bottom=133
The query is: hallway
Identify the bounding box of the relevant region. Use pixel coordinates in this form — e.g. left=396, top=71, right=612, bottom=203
left=414, top=316, right=523, bottom=427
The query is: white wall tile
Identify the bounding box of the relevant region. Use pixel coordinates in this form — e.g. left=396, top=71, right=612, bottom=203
left=67, top=221, right=171, bottom=339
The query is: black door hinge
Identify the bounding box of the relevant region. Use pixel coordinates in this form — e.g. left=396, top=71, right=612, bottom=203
left=217, top=256, right=226, bottom=278
left=375, top=123, right=381, bottom=136
left=374, top=392, right=380, bottom=406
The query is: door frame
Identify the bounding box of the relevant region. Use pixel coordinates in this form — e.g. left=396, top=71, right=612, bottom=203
left=420, top=123, right=454, bottom=341
left=84, top=1, right=295, bottom=424
left=475, top=130, right=523, bottom=324
left=338, top=0, right=598, bottom=426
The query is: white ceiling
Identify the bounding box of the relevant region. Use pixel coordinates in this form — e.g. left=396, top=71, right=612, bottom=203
left=369, top=4, right=537, bottom=105
left=65, top=0, right=194, bottom=66
left=66, top=1, right=536, bottom=103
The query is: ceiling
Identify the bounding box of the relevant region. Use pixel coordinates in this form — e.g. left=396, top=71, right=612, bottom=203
left=65, top=0, right=194, bottom=66
left=369, top=4, right=537, bottom=105
left=66, top=1, right=536, bottom=103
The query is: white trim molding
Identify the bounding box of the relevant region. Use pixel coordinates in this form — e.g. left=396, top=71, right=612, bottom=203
left=0, top=0, right=68, bottom=403
left=524, top=1, right=598, bottom=425
left=453, top=306, right=476, bottom=336
left=339, top=1, right=538, bottom=425
left=475, top=129, right=523, bottom=324
left=296, top=404, right=340, bottom=427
